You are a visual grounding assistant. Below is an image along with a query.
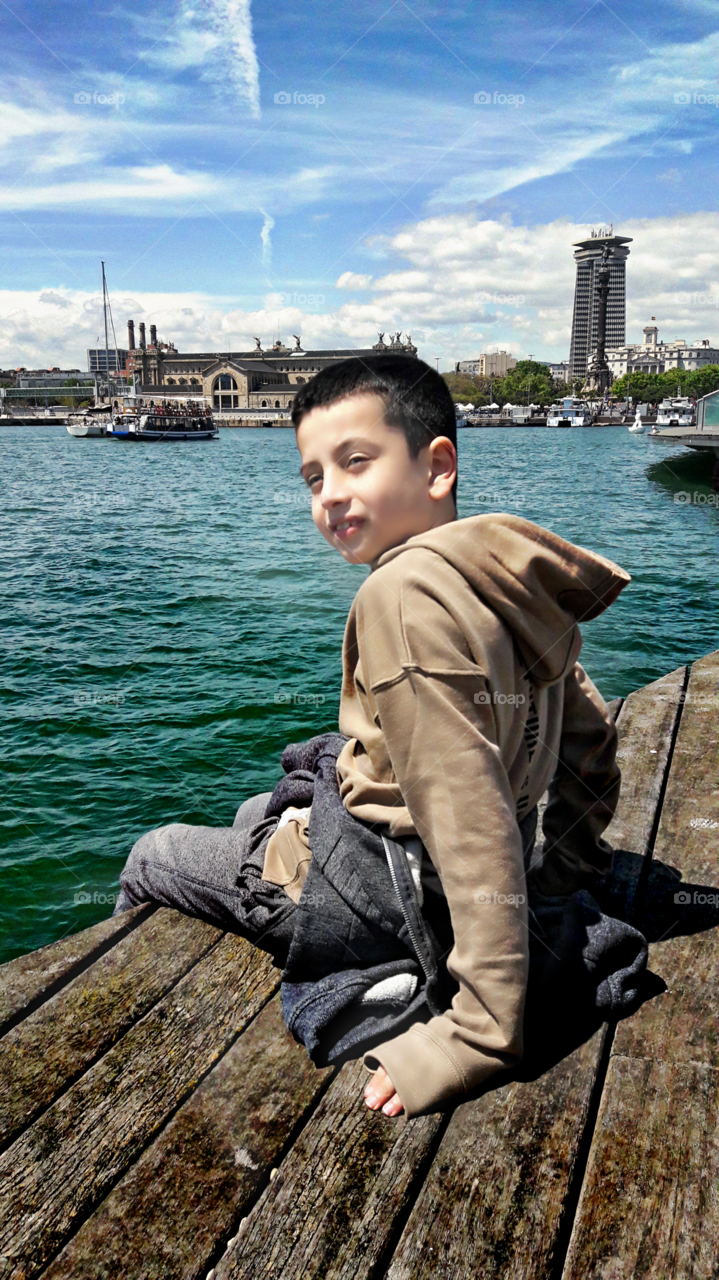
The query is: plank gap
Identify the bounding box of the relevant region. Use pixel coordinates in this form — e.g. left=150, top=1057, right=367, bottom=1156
left=0, top=904, right=157, bottom=1040
left=545, top=1022, right=615, bottom=1280
left=200, top=1061, right=342, bottom=1280
left=628, top=663, right=691, bottom=920
left=370, top=1112, right=453, bottom=1280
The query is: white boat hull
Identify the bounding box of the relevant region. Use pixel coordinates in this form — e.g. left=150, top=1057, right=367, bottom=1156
left=66, top=422, right=110, bottom=437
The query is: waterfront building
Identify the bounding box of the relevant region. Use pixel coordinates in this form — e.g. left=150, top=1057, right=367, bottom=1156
left=455, top=351, right=517, bottom=377
left=569, top=228, right=632, bottom=381
left=538, top=360, right=570, bottom=383
left=17, top=369, right=89, bottom=388
left=87, top=348, right=129, bottom=376
left=602, top=324, right=719, bottom=380
left=123, top=325, right=417, bottom=407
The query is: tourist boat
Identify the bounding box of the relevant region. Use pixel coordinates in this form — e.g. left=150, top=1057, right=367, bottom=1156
left=66, top=407, right=112, bottom=438
left=110, top=397, right=218, bottom=441
left=546, top=397, right=593, bottom=427
left=655, top=397, right=695, bottom=428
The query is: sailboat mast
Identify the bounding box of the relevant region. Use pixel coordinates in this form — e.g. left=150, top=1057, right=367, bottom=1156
left=101, top=261, right=111, bottom=402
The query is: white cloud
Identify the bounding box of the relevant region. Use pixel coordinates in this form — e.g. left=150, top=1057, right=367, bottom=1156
left=335, top=272, right=372, bottom=289
left=143, top=0, right=260, bottom=118
left=260, top=209, right=275, bottom=265
left=2, top=211, right=719, bottom=369
left=430, top=130, right=627, bottom=208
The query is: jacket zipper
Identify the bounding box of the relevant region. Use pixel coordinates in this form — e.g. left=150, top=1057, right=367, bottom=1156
left=382, top=835, right=432, bottom=983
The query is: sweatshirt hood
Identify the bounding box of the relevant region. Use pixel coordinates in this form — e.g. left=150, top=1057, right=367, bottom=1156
left=374, top=514, right=631, bottom=685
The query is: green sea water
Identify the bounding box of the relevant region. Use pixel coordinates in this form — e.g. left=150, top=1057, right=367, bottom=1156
left=1, top=425, right=717, bottom=963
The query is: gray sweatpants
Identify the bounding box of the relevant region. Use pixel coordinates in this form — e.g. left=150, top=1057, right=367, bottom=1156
left=113, top=792, right=274, bottom=927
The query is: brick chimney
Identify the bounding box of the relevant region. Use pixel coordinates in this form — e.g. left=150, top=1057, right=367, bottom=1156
left=139, top=322, right=146, bottom=350
left=150, top=324, right=157, bottom=347
left=127, top=319, right=135, bottom=350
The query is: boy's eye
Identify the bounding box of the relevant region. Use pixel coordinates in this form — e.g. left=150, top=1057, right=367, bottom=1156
left=347, top=454, right=369, bottom=467
left=305, top=473, right=322, bottom=489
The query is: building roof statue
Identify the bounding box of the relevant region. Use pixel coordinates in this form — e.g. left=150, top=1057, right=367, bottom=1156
left=372, top=332, right=387, bottom=351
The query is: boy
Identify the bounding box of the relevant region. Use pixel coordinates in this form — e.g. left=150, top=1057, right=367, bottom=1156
left=115, top=354, right=630, bottom=1119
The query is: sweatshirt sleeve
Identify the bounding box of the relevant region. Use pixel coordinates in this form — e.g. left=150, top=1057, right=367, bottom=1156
left=354, top=569, right=529, bottom=1116
left=532, top=661, right=620, bottom=896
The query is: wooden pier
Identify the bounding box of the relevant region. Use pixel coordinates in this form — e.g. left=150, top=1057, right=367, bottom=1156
left=1, top=649, right=718, bottom=1278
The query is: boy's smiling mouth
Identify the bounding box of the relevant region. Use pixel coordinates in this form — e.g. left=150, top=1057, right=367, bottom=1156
left=329, top=517, right=364, bottom=539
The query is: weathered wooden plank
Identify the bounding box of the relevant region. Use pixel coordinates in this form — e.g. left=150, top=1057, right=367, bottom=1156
left=42, top=995, right=333, bottom=1280
left=561, top=651, right=719, bottom=1279
left=612, top=651, right=719, bottom=1066
left=0, top=909, right=222, bottom=1152
left=562, top=1056, right=719, bottom=1280
left=385, top=1032, right=605, bottom=1280
left=383, top=668, right=685, bottom=1280
left=0, top=935, right=278, bottom=1280
left=606, top=667, right=685, bottom=857
left=215, top=1059, right=445, bottom=1280
left=0, top=904, right=155, bottom=1036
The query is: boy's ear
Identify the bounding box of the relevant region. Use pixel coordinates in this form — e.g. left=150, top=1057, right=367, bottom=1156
left=427, top=436, right=457, bottom=501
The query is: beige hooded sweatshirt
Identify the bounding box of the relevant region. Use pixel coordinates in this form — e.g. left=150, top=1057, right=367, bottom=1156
left=264, top=513, right=630, bottom=1116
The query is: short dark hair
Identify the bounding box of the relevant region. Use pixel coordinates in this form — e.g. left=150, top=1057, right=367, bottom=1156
left=291, top=355, right=457, bottom=499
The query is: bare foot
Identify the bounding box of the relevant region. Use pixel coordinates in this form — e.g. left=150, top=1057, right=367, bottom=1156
left=364, top=1066, right=404, bottom=1116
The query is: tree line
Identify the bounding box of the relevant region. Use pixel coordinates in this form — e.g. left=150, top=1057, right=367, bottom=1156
left=443, top=361, right=571, bottom=408
left=444, top=361, right=719, bottom=409
left=609, top=365, right=719, bottom=403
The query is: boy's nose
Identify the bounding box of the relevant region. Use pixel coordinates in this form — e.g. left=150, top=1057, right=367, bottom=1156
left=319, top=469, right=350, bottom=507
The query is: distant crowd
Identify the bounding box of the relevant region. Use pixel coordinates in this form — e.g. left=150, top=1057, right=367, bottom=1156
left=112, top=398, right=213, bottom=417
left=146, top=400, right=213, bottom=417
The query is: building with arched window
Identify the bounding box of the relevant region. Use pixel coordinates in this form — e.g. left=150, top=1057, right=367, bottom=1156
left=123, top=327, right=417, bottom=408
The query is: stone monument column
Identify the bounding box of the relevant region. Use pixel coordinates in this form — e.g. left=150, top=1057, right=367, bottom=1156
left=586, top=247, right=611, bottom=394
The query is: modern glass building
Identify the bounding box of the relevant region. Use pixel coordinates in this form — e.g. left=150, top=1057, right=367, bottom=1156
left=87, top=348, right=129, bottom=375
left=568, top=233, right=632, bottom=382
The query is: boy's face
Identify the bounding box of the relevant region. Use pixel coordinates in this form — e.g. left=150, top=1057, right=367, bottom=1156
left=296, top=392, right=456, bottom=565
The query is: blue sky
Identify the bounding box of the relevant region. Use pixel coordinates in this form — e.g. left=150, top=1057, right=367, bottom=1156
left=1, top=0, right=718, bottom=367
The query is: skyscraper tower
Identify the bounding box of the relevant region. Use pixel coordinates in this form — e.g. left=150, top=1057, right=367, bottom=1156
left=568, top=229, right=632, bottom=383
